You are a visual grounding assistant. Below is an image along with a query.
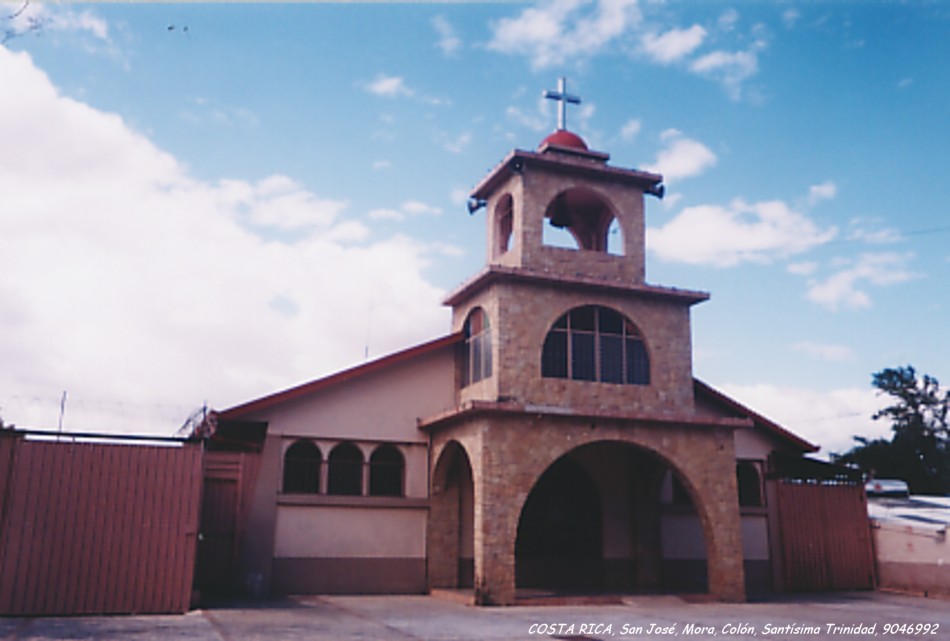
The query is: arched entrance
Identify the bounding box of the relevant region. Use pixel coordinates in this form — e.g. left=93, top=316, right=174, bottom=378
left=516, top=457, right=602, bottom=590
left=428, top=441, right=475, bottom=590
left=514, top=441, right=709, bottom=595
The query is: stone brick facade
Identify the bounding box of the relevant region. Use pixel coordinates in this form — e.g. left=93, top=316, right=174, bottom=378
left=426, top=408, right=748, bottom=604
left=425, top=135, right=748, bottom=604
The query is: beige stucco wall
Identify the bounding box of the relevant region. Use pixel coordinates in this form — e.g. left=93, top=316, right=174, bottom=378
left=274, top=505, right=426, bottom=558
left=248, top=345, right=456, bottom=445
left=234, top=343, right=457, bottom=596
left=734, top=427, right=777, bottom=460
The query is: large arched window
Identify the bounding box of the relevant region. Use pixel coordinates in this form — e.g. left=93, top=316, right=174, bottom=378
left=541, top=305, right=649, bottom=385
left=327, top=442, right=363, bottom=496
left=369, top=444, right=405, bottom=497
left=462, top=308, right=492, bottom=387
left=283, top=440, right=321, bottom=494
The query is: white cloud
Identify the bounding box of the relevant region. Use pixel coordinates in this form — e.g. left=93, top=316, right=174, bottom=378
left=648, top=198, right=837, bottom=267
left=719, top=383, right=889, bottom=457
left=718, top=9, right=739, bottom=32
left=488, top=0, right=641, bottom=70
left=432, top=15, right=461, bottom=56
left=846, top=219, right=902, bottom=245
left=791, top=341, right=854, bottom=363
left=364, top=74, right=413, bottom=98
left=368, top=200, right=443, bottom=223
left=781, top=8, right=801, bottom=29
left=4, top=3, right=110, bottom=43
left=402, top=200, right=443, bottom=217
left=367, top=208, right=404, bottom=222
left=639, top=25, right=706, bottom=64
left=689, top=32, right=766, bottom=101
left=807, top=180, right=837, bottom=205
left=787, top=261, right=819, bottom=276
left=805, top=252, right=918, bottom=311
left=229, top=175, right=350, bottom=231
left=643, top=129, right=717, bottom=182
left=620, top=118, right=642, bottom=141
left=0, top=47, right=449, bottom=434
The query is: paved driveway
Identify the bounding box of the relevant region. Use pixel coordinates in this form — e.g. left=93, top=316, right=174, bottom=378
left=2, top=592, right=947, bottom=640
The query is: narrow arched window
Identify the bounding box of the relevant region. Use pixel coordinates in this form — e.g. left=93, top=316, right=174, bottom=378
left=328, top=442, right=363, bottom=496
left=369, top=444, right=405, bottom=497
left=283, top=440, right=321, bottom=494
left=462, top=308, right=492, bottom=387
left=541, top=305, right=649, bottom=385
left=495, top=194, right=515, bottom=256
left=736, top=461, right=764, bottom=507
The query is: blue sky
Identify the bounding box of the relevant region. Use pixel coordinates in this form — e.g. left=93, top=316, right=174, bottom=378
left=2, top=1, right=948, bottom=455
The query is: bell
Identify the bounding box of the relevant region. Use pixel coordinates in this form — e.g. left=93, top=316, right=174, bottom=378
left=549, top=193, right=572, bottom=228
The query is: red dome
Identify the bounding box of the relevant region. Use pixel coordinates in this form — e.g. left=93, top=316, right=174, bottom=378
left=540, top=129, right=588, bottom=151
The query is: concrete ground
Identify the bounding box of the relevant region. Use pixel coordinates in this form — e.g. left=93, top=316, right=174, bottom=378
left=1, top=592, right=947, bottom=641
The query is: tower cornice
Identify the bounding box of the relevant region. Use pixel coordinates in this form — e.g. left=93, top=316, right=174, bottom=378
left=470, top=148, right=662, bottom=202
left=443, top=264, right=709, bottom=308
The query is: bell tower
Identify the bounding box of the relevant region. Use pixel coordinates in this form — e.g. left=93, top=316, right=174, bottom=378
left=448, top=79, right=707, bottom=416
left=470, top=77, right=664, bottom=286
left=428, top=80, right=747, bottom=607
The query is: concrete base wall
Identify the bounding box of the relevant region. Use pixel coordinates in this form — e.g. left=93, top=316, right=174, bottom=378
left=872, top=522, right=950, bottom=597
left=877, top=562, right=950, bottom=597
left=272, top=558, right=426, bottom=595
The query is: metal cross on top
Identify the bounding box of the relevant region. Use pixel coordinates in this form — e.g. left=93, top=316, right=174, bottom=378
left=543, top=77, right=581, bottom=131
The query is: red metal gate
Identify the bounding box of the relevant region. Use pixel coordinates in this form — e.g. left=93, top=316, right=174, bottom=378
left=775, top=480, right=876, bottom=591
left=0, top=431, right=202, bottom=615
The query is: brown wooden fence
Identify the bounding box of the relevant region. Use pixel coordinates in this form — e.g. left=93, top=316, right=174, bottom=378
left=0, top=431, right=202, bottom=615
left=775, top=480, right=876, bottom=591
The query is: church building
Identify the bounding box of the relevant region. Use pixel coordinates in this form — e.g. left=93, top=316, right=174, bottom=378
left=213, top=81, right=820, bottom=605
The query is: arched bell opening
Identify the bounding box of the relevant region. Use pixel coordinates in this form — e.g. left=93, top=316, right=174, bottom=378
left=542, top=187, right=623, bottom=255
left=514, top=441, right=709, bottom=596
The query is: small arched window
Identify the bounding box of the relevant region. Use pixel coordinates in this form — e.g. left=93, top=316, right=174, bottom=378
left=283, top=440, right=321, bottom=494
left=541, top=305, right=649, bottom=385
left=369, top=444, right=405, bottom=497
left=462, top=308, right=492, bottom=387
left=328, top=442, right=363, bottom=496
left=736, top=461, right=764, bottom=507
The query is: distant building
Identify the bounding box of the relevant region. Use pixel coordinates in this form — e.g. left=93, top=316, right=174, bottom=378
left=214, top=94, right=840, bottom=604
left=866, top=481, right=950, bottom=597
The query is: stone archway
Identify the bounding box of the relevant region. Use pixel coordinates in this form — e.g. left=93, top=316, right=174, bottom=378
left=473, top=416, right=745, bottom=605
left=515, top=456, right=603, bottom=590
left=513, top=440, right=714, bottom=596
left=428, top=440, right=475, bottom=590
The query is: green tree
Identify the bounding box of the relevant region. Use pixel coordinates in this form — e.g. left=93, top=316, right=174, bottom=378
left=839, top=366, right=950, bottom=495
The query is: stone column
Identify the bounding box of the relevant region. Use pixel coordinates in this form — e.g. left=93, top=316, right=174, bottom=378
left=473, top=422, right=518, bottom=605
